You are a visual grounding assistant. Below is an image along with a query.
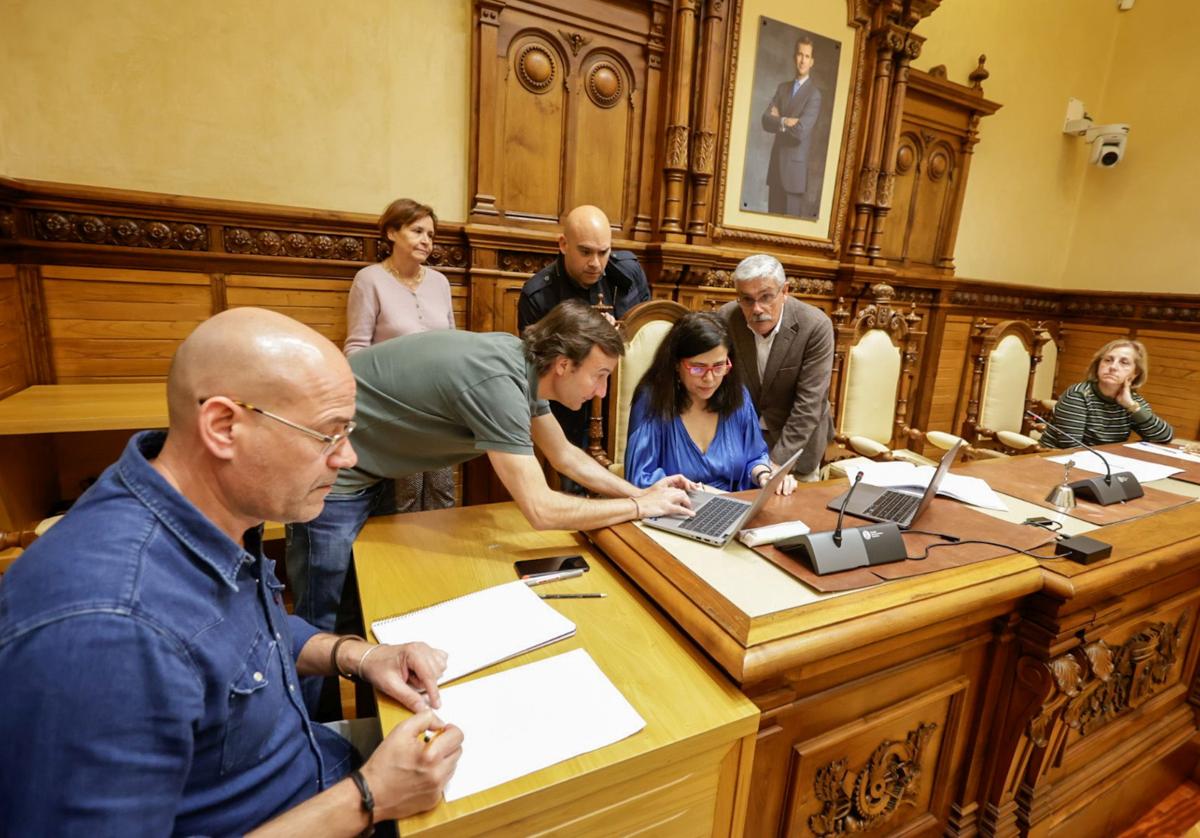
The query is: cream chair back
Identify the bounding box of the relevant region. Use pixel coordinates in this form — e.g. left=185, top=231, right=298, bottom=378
left=1032, top=335, right=1058, bottom=403
left=979, top=334, right=1030, bottom=434
left=613, top=320, right=675, bottom=467
left=840, top=330, right=902, bottom=445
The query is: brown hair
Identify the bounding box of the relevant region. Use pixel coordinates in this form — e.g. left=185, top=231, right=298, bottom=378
left=378, top=198, right=437, bottom=241
left=522, top=300, right=624, bottom=376
left=1086, top=338, right=1150, bottom=389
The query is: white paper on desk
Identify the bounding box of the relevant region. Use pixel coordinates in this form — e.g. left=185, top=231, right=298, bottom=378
left=437, top=648, right=646, bottom=801
left=1125, top=441, right=1200, bottom=465
left=1048, top=451, right=1181, bottom=483
left=841, top=461, right=1008, bottom=510
left=370, top=581, right=575, bottom=684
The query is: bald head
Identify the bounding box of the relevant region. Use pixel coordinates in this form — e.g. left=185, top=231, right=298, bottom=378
left=559, top=205, right=613, bottom=288
left=167, top=308, right=351, bottom=434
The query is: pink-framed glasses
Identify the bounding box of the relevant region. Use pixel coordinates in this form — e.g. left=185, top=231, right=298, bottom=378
left=682, top=359, right=733, bottom=378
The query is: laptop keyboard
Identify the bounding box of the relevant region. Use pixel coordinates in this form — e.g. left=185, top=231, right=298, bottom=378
left=679, top=496, right=746, bottom=537
left=863, top=490, right=920, bottom=523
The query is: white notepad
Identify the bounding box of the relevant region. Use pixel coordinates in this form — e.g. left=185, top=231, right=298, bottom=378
left=437, top=648, right=646, bottom=801
left=370, top=580, right=576, bottom=684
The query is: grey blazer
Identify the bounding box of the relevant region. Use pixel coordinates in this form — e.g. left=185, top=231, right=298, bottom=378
left=720, top=296, right=834, bottom=475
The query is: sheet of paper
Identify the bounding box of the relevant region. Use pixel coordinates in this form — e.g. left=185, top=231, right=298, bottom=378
left=371, top=581, right=575, bottom=684
left=841, top=461, right=1008, bottom=510
left=1048, top=451, right=1182, bottom=483
left=1125, top=441, right=1200, bottom=465
left=436, top=648, right=646, bottom=801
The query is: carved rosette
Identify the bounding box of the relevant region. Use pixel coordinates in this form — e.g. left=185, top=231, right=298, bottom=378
left=665, top=124, right=689, bottom=170
left=223, top=227, right=362, bottom=260
left=426, top=244, right=468, bottom=269
left=33, top=211, right=207, bottom=251
left=516, top=43, right=556, bottom=94
left=586, top=61, right=623, bottom=109
left=792, top=277, right=836, bottom=295
left=558, top=29, right=591, bottom=57
left=704, top=269, right=732, bottom=288
left=809, top=722, right=938, bottom=836
left=499, top=250, right=556, bottom=274
left=0, top=208, right=16, bottom=239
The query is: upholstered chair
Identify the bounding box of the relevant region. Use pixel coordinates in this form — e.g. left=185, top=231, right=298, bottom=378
left=962, top=319, right=1052, bottom=454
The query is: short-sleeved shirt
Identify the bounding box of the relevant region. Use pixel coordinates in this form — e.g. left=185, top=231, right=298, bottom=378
left=335, top=330, right=551, bottom=492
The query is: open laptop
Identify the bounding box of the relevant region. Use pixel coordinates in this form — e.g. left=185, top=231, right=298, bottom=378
left=826, top=439, right=965, bottom=529
left=641, top=449, right=803, bottom=547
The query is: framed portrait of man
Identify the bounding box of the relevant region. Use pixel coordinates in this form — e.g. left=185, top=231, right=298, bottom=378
left=739, top=17, right=842, bottom=222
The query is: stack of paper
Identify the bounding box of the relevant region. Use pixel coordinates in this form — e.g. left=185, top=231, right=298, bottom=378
left=1125, top=441, right=1200, bottom=466
left=1048, top=451, right=1181, bottom=483
left=437, top=649, right=646, bottom=801
left=841, top=460, right=1007, bottom=511
left=371, top=580, right=576, bottom=684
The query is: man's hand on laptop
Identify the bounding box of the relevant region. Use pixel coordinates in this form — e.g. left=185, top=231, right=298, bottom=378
left=635, top=479, right=695, bottom=519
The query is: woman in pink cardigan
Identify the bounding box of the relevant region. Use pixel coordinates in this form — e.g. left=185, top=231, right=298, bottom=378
left=344, top=198, right=456, bottom=511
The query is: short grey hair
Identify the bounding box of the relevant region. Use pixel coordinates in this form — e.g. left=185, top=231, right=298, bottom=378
left=732, top=254, right=787, bottom=288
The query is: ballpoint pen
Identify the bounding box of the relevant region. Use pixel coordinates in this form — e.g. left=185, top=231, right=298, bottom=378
left=539, top=593, right=606, bottom=599
left=521, top=568, right=585, bottom=586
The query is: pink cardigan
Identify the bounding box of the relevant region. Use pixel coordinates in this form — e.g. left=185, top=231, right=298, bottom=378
left=343, top=263, right=455, bottom=356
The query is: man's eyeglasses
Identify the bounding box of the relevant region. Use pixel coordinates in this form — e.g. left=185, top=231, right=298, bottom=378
left=200, top=397, right=355, bottom=455
left=737, top=290, right=781, bottom=308
left=682, top=359, right=733, bottom=378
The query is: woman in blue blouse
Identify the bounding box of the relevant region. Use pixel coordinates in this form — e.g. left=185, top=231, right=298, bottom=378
left=626, top=312, right=797, bottom=495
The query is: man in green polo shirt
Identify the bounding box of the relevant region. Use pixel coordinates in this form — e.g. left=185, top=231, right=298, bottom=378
left=286, top=300, right=695, bottom=715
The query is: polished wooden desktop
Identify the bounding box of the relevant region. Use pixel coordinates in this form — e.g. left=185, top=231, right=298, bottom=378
left=588, top=456, right=1200, bottom=837
left=352, top=503, right=760, bottom=837
left=0, top=383, right=168, bottom=531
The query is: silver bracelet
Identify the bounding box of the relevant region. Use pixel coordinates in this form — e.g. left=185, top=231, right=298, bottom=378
left=356, top=644, right=384, bottom=681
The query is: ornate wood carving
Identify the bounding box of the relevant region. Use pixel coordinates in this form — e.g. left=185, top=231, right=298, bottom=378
left=515, top=43, right=557, bottom=94
left=34, top=212, right=207, bottom=251
left=223, top=227, right=363, bottom=260
left=809, top=722, right=938, bottom=836
left=658, top=0, right=699, bottom=237
left=685, top=0, right=727, bottom=238
left=0, top=208, right=15, bottom=239
left=498, top=250, right=555, bottom=274
left=558, top=28, right=591, bottom=56
left=585, top=60, right=623, bottom=108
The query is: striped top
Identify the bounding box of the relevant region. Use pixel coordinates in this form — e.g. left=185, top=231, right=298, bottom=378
left=1041, top=380, right=1174, bottom=448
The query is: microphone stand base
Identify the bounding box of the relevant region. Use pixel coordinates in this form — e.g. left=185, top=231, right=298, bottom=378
left=777, top=523, right=906, bottom=575
left=1069, top=472, right=1144, bottom=505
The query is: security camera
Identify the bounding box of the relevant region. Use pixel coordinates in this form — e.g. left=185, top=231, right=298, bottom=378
left=1085, top=123, right=1130, bottom=167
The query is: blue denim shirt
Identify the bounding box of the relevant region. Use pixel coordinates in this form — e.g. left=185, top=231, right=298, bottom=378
left=0, top=432, right=353, bottom=836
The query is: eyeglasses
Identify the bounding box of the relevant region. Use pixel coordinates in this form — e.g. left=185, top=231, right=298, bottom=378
left=200, top=397, right=355, bottom=455
left=682, top=359, right=733, bottom=378
left=737, top=290, right=781, bottom=308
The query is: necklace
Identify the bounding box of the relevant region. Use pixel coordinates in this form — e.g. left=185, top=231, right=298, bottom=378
left=383, top=260, right=424, bottom=290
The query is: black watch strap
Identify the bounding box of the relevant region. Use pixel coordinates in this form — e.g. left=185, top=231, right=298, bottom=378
left=349, top=769, right=375, bottom=837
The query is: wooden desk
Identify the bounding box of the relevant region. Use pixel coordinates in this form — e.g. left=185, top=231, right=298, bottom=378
left=587, top=462, right=1200, bottom=837
left=0, top=383, right=167, bottom=530
left=353, top=503, right=759, bottom=836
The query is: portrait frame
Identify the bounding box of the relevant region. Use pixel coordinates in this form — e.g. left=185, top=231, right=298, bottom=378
left=714, top=0, right=871, bottom=254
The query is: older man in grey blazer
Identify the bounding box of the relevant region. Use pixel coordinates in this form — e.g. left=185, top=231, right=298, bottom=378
left=719, top=254, right=833, bottom=480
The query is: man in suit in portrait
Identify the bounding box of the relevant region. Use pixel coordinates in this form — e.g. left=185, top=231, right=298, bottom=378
left=761, top=35, right=822, bottom=217
left=720, top=254, right=833, bottom=481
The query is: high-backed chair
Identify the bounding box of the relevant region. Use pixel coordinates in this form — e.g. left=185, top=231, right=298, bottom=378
left=598, top=300, right=689, bottom=476
left=1031, top=327, right=1059, bottom=412
left=826, top=283, right=928, bottom=463
left=962, top=319, right=1051, bottom=454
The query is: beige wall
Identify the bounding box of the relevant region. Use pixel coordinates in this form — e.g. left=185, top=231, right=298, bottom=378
left=915, top=0, right=1120, bottom=289
left=1062, top=2, right=1200, bottom=293
left=0, top=0, right=471, bottom=220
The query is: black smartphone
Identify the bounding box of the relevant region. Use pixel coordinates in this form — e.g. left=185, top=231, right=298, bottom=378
left=514, top=554, right=590, bottom=578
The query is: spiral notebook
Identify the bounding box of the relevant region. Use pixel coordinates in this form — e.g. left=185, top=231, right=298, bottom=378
left=370, top=580, right=577, bottom=685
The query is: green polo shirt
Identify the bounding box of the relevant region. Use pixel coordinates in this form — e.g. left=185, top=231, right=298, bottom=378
left=334, top=331, right=551, bottom=493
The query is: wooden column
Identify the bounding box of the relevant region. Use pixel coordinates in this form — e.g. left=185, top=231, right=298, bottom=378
left=633, top=4, right=669, bottom=241
left=846, top=26, right=899, bottom=260
left=868, top=31, right=923, bottom=261
left=685, top=0, right=727, bottom=239
left=469, top=0, right=506, bottom=220
left=658, top=0, right=699, bottom=239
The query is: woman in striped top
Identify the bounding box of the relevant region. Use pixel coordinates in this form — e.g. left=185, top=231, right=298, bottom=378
left=1041, top=338, right=1174, bottom=448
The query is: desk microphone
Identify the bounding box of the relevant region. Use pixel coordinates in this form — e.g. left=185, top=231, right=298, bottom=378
left=1026, top=410, right=1143, bottom=505
left=776, top=471, right=906, bottom=575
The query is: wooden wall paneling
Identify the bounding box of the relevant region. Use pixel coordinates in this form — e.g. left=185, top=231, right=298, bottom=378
left=567, top=49, right=635, bottom=223
left=40, top=266, right=212, bottom=382
left=925, top=314, right=973, bottom=439
left=905, top=138, right=956, bottom=264
left=499, top=30, right=568, bottom=223
left=631, top=4, right=669, bottom=240
left=470, top=1, right=504, bottom=220
left=1135, top=329, right=1200, bottom=440
left=0, top=265, right=28, bottom=398
left=878, top=132, right=919, bottom=260
left=225, top=274, right=352, bottom=345
left=17, top=265, right=52, bottom=385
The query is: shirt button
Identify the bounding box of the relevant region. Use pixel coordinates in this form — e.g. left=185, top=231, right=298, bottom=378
left=275, top=632, right=282, bottom=640
left=289, top=684, right=295, bottom=692
left=252, top=671, right=264, bottom=683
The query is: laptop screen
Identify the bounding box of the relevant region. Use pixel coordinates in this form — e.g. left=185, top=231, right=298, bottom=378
left=910, top=439, right=964, bottom=523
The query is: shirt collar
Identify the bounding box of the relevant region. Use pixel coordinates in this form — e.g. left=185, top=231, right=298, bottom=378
left=117, top=430, right=256, bottom=589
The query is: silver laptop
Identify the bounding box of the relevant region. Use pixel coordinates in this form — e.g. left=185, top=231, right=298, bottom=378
left=641, top=449, right=804, bottom=547
left=826, top=440, right=964, bottom=529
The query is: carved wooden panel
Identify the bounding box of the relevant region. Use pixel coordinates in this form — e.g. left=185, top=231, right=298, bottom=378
left=500, top=34, right=568, bottom=221
left=925, top=314, right=972, bottom=440
left=0, top=265, right=27, bottom=398
left=40, top=266, right=212, bottom=382
left=1130, top=330, right=1200, bottom=443
left=882, top=131, right=958, bottom=265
